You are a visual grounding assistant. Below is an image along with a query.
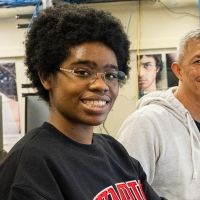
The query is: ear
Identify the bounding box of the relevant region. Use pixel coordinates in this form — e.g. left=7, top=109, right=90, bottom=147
left=171, top=62, right=182, bottom=81
left=38, top=72, right=52, bottom=90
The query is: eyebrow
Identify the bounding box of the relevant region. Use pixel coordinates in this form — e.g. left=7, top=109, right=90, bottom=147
left=140, top=62, right=154, bottom=65
left=191, top=55, right=200, bottom=60
left=70, top=60, right=118, bottom=70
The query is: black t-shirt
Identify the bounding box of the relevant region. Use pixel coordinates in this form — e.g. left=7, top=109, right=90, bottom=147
left=0, top=122, right=163, bottom=200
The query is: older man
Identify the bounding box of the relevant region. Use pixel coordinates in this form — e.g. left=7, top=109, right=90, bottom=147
left=118, top=28, right=200, bottom=200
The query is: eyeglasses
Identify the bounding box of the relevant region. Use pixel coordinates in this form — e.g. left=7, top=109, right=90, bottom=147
left=59, top=67, right=126, bottom=86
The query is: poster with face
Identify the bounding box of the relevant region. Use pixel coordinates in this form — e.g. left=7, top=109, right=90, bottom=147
left=166, top=53, right=179, bottom=87
left=137, top=54, right=164, bottom=98
left=0, top=63, right=20, bottom=135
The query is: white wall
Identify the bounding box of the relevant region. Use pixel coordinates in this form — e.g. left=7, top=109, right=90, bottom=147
left=0, top=6, right=36, bottom=150
left=0, top=0, right=198, bottom=150
left=91, top=0, right=199, bottom=136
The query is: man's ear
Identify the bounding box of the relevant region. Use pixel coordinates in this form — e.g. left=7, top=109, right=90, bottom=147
left=38, top=72, right=52, bottom=90
left=171, top=62, right=182, bottom=81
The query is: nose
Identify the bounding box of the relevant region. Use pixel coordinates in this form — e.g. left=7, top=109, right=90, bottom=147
left=89, top=73, right=109, bottom=92
left=138, top=66, right=145, bottom=77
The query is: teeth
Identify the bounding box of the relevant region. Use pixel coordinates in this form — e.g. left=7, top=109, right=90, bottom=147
left=83, top=100, right=107, bottom=107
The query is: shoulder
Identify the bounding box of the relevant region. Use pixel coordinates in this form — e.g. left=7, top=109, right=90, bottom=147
left=94, top=134, right=130, bottom=157
left=137, top=104, right=168, bottom=116
left=121, top=104, right=168, bottom=128
left=117, top=104, right=171, bottom=142
left=94, top=133, right=124, bottom=149
left=94, top=134, right=144, bottom=171
left=5, top=123, right=60, bottom=163
left=0, top=125, right=51, bottom=194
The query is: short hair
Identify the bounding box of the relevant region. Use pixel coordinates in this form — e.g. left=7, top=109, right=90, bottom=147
left=25, top=4, right=130, bottom=102
left=139, top=54, right=163, bottom=83
left=177, top=28, right=200, bottom=64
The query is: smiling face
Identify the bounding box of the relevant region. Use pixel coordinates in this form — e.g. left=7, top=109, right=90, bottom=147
left=138, top=55, right=158, bottom=92
left=41, top=42, right=119, bottom=136
left=173, top=39, right=200, bottom=100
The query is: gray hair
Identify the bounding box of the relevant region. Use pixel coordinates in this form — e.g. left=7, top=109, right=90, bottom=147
left=177, top=28, right=200, bottom=63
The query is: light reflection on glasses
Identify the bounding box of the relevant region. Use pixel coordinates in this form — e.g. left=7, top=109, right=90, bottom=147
left=59, top=67, right=126, bottom=86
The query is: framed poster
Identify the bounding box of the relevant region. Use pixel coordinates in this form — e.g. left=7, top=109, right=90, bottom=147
left=137, top=53, right=166, bottom=98
left=137, top=51, right=178, bottom=98
left=166, top=53, right=179, bottom=87
left=0, top=63, right=20, bottom=135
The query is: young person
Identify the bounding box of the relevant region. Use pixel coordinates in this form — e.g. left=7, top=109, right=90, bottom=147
left=0, top=4, right=165, bottom=200
left=138, top=54, right=163, bottom=97
left=118, top=29, right=200, bottom=200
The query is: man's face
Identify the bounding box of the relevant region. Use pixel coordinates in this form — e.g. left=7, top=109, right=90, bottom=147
left=138, top=55, right=158, bottom=92
left=178, top=39, right=200, bottom=99
left=44, top=42, right=119, bottom=128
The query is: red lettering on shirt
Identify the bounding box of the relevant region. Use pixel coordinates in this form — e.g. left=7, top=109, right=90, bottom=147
left=127, top=180, right=147, bottom=200
left=116, top=182, right=136, bottom=199
left=94, top=186, right=120, bottom=200
left=93, top=180, right=147, bottom=200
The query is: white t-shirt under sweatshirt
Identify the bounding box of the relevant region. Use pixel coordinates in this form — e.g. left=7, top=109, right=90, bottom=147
left=117, top=87, right=200, bottom=200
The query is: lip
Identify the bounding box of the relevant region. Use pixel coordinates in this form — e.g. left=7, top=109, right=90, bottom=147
left=138, top=80, right=146, bottom=84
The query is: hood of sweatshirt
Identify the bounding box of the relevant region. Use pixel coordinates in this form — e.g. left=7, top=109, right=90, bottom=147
left=136, top=86, right=200, bottom=179
left=137, top=87, right=188, bottom=128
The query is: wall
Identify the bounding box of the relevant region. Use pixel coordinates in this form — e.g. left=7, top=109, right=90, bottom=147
left=90, top=0, right=199, bottom=136
left=0, top=6, right=36, bottom=151
left=0, top=0, right=198, bottom=150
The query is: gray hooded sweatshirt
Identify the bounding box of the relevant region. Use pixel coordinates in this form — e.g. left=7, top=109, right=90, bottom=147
left=117, top=87, right=200, bottom=200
